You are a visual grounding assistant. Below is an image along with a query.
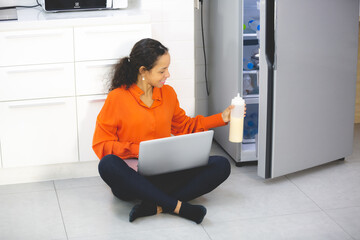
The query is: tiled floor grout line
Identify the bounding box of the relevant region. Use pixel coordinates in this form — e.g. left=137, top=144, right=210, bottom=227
left=285, top=175, right=356, bottom=240
left=53, top=181, right=69, bottom=240
left=201, top=224, right=214, bottom=240
left=202, top=209, right=324, bottom=226
left=323, top=211, right=357, bottom=240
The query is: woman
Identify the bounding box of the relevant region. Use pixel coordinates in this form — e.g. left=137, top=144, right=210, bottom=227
left=93, top=38, right=235, bottom=224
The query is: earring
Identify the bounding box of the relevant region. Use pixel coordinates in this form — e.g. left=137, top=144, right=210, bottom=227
left=142, top=76, right=145, bottom=81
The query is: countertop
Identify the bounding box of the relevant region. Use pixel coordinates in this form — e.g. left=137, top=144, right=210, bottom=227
left=0, top=5, right=150, bottom=30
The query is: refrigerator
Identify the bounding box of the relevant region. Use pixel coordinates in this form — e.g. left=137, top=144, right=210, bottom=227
left=207, top=0, right=359, bottom=179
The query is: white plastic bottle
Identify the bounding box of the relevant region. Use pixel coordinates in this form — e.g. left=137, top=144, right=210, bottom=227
left=243, top=58, right=254, bottom=70
left=243, top=74, right=254, bottom=95
left=229, top=93, right=245, bottom=143
left=248, top=18, right=260, bottom=33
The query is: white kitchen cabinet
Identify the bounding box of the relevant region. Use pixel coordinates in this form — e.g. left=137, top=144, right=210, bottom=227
left=74, top=24, right=151, bottom=61
left=0, top=63, right=75, bottom=101
left=75, top=60, right=116, bottom=96
left=76, top=95, right=107, bottom=162
left=0, top=20, right=151, bottom=169
left=0, top=28, right=73, bottom=67
left=0, top=98, right=78, bottom=168
left=0, top=141, right=2, bottom=168
left=0, top=8, right=159, bottom=183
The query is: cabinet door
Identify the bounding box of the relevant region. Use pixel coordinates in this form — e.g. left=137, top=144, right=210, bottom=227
left=0, top=98, right=78, bottom=168
left=0, top=138, right=2, bottom=168
left=0, top=28, right=74, bottom=66
left=75, top=60, right=117, bottom=95
left=0, top=63, right=75, bottom=101
left=77, top=95, right=106, bottom=162
left=74, top=24, right=151, bottom=61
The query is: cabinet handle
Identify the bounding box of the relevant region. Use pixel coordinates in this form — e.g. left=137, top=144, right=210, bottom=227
left=9, top=100, right=67, bottom=108
left=7, top=66, right=65, bottom=74
left=82, top=27, right=144, bottom=35
left=4, top=31, right=65, bottom=39
left=89, top=97, right=106, bottom=103
left=84, top=63, right=115, bottom=69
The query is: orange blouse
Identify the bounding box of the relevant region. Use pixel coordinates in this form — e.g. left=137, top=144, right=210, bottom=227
left=92, top=84, right=226, bottom=160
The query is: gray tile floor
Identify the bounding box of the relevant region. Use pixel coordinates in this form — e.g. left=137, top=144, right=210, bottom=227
left=1, top=124, right=359, bottom=240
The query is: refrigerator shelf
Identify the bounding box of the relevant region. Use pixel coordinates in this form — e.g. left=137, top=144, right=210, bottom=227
left=244, top=94, right=259, bottom=99
left=243, top=33, right=258, bottom=38
left=240, top=142, right=257, bottom=162
left=243, top=138, right=255, bottom=144
left=243, top=70, right=258, bottom=74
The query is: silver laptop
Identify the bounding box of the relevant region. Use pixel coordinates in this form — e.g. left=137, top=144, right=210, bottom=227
left=137, top=130, right=214, bottom=176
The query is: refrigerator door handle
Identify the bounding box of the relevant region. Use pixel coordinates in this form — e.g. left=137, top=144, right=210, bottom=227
left=265, top=0, right=275, bottom=67
left=264, top=0, right=276, bottom=178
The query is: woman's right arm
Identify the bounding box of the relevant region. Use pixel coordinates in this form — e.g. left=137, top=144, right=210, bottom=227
left=92, top=91, right=139, bottom=160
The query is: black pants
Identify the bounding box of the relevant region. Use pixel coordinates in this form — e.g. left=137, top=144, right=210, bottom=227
left=98, top=154, right=231, bottom=212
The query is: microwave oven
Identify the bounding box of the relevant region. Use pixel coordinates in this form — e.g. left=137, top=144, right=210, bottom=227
left=41, top=0, right=128, bottom=12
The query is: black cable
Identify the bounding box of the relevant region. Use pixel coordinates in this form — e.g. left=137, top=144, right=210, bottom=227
left=200, top=0, right=210, bottom=96
left=0, top=0, right=42, bottom=10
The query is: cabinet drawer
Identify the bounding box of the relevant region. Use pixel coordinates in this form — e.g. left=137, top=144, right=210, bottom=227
left=0, top=63, right=75, bottom=101
left=77, top=95, right=106, bottom=162
left=75, top=60, right=116, bottom=95
left=0, top=97, right=78, bottom=168
left=74, top=24, right=151, bottom=61
left=0, top=28, right=74, bottom=66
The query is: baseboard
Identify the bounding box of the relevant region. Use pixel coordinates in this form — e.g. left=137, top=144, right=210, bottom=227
left=0, top=161, right=99, bottom=185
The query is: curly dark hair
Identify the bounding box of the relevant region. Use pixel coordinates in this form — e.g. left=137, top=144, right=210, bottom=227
left=108, top=38, right=169, bottom=91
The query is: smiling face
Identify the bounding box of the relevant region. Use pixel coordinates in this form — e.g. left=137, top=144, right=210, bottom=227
left=141, top=52, right=171, bottom=88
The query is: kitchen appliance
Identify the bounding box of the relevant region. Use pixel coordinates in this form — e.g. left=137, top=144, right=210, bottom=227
left=208, top=0, right=359, bottom=179
left=41, top=0, right=127, bottom=12
left=0, top=0, right=17, bottom=21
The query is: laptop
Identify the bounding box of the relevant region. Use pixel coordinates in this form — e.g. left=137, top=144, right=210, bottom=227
left=134, top=130, right=214, bottom=176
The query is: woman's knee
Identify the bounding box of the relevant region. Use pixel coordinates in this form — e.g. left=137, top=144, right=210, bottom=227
left=98, top=154, right=119, bottom=176
left=209, top=156, right=231, bottom=179
left=98, top=154, right=129, bottom=182
left=98, top=155, right=135, bottom=199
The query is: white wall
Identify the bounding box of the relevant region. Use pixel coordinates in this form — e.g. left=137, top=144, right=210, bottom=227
left=0, top=0, right=15, bottom=7
left=194, top=1, right=210, bottom=116
left=130, top=0, right=195, bottom=116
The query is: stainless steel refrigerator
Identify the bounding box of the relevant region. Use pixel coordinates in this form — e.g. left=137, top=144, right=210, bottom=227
left=207, top=0, right=359, bottom=179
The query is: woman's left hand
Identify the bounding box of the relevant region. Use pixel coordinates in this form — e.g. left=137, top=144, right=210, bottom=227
left=221, top=105, right=234, bottom=123
left=221, top=105, right=247, bottom=123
